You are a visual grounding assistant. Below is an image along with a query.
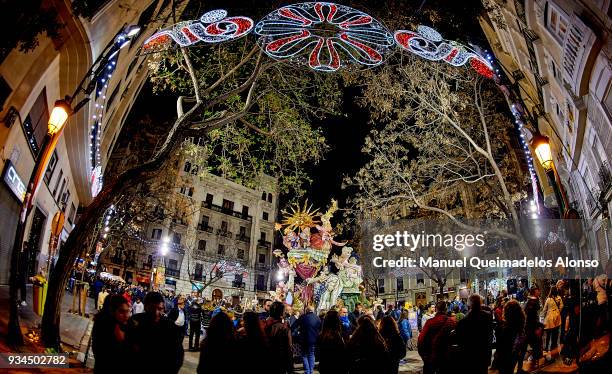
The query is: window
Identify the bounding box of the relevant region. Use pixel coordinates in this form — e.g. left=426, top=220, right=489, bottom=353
left=194, top=263, right=203, bottom=281
left=56, top=178, right=66, bottom=202
left=261, top=192, right=266, bottom=200
left=22, top=88, right=49, bottom=157
left=242, top=206, right=249, bottom=217
left=416, top=273, right=424, bottom=285
left=260, top=232, right=266, bottom=241
left=545, top=3, right=569, bottom=42
left=377, top=279, right=385, bottom=294
left=237, top=248, right=244, bottom=259
left=191, top=165, right=199, bottom=175
left=52, top=169, right=63, bottom=196
left=205, top=193, right=213, bottom=205
left=44, top=151, right=58, bottom=184
left=62, top=190, right=70, bottom=211
left=188, top=187, right=194, bottom=197
left=239, top=226, right=246, bottom=237
left=172, top=232, right=181, bottom=244
left=221, top=221, right=228, bottom=232
left=218, top=244, right=225, bottom=255
left=167, top=259, right=178, bottom=270
left=258, top=253, right=266, bottom=264
left=396, top=277, right=404, bottom=292
left=257, top=274, right=266, bottom=290
left=67, top=203, right=76, bottom=225
left=267, top=193, right=272, bottom=203
left=198, top=240, right=206, bottom=251
left=200, top=215, right=209, bottom=227
left=262, top=211, right=269, bottom=221
left=151, top=229, right=162, bottom=239
left=604, top=85, right=612, bottom=118
left=222, top=199, right=234, bottom=211
left=183, top=161, right=191, bottom=172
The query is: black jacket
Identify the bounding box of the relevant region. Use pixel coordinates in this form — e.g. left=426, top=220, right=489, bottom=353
left=456, top=309, right=493, bottom=368
left=188, top=302, right=203, bottom=323
left=126, top=313, right=184, bottom=374
left=296, top=311, right=321, bottom=347
left=92, top=314, right=129, bottom=374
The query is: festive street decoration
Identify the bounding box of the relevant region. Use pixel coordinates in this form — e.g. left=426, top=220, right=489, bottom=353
left=143, top=9, right=254, bottom=51
left=394, top=25, right=494, bottom=78
left=254, top=2, right=395, bottom=72
left=272, top=200, right=365, bottom=312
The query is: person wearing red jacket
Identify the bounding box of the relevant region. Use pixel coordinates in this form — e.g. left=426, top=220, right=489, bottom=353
left=417, top=300, right=456, bottom=374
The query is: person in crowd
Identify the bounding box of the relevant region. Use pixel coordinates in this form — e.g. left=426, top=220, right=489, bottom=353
left=542, top=286, right=563, bottom=355
left=456, top=295, right=493, bottom=374
left=417, top=304, right=425, bottom=332
left=121, top=288, right=131, bottom=307
left=522, top=285, right=543, bottom=368
left=494, top=297, right=505, bottom=322
left=188, top=297, right=203, bottom=351
left=164, top=290, right=175, bottom=314
left=593, top=271, right=608, bottom=333
left=421, top=303, right=435, bottom=328
left=452, top=305, right=465, bottom=321
left=127, top=291, right=184, bottom=373
left=92, top=277, right=104, bottom=305
left=339, top=306, right=352, bottom=340
left=264, top=301, right=294, bottom=374
left=197, top=311, right=236, bottom=373
left=97, top=287, right=108, bottom=311
left=235, top=311, right=270, bottom=371
left=398, top=309, right=412, bottom=346
left=375, top=305, right=385, bottom=321
left=494, top=300, right=526, bottom=374
left=516, top=280, right=527, bottom=302
left=296, top=305, right=321, bottom=374
left=92, top=295, right=130, bottom=374
left=131, top=296, right=144, bottom=315
left=260, top=298, right=272, bottom=320
left=379, top=316, right=406, bottom=374
left=168, top=296, right=189, bottom=342
left=318, top=310, right=348, bottom=374
left=349, top=302, right=363, bottom=330
left=347, top=316, right=388, bottom=374
left=417, top=301, right=456, bottom=374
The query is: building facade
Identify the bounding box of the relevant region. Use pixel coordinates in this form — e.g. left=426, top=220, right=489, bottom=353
left=0, top=0, right=185, bottom=284
left=101, top=152, right=280, bottom=302
left=480, top=0, right=611, bottom=265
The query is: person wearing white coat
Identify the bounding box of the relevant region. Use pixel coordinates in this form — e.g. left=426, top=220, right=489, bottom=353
left=541, top=287, right=563, bottom=353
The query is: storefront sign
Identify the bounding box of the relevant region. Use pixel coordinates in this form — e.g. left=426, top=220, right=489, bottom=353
left=2, top=161, right=26, bottom=202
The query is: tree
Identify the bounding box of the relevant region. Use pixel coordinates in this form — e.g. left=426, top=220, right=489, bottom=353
left=345, top=54, right=534, bottom=266
left=0, top=0, right=62, bottom=64
left=38, top=32, right=343, bottom=347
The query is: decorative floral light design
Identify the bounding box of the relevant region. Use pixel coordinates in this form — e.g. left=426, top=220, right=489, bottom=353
left=394, top=25, right=494, bottom=78
left=254, top=2, right=395, bottom=72
left=143, top=9, right=254, bottom=51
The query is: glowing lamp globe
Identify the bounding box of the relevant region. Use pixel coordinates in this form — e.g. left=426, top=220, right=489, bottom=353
left=531, top=133, right=553, bottom=170
left=48, top=100, right=71, bottom=135
left=125, top=25, right=141, bottom=38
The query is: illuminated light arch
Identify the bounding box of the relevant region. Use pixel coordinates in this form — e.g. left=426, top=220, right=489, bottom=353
left=394, top=25, right=494, bottom=78
left=143, top=9, right=254, bottom=51
left=254, top=2, right=395, bottom=72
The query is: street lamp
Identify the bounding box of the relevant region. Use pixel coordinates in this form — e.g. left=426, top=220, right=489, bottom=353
left=7, top=23, right=141, bottom=345
left=531, top=133, right=553, bottom=171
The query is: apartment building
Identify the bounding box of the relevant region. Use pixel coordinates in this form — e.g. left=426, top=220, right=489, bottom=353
left=0, top=0, right=186, bottom=284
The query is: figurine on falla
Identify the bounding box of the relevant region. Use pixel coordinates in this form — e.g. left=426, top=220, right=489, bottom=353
left=272, top=200, right=364, bottom=313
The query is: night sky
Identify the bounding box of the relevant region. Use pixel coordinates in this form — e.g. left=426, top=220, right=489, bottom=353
left=118, top=0, right=490, bottom=215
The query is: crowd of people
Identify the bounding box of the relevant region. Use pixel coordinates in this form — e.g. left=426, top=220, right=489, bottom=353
left=91, top=274, right=610, bottom=374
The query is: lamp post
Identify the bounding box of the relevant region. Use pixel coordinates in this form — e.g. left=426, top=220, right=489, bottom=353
left=7, top=24, right=141, bottom=345
left=531, top=133, right=569, bottom=215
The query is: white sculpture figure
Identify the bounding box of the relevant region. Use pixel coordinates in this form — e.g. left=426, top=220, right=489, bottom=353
left=317, top=272, right=343, bottom=312
left=339, top=256, right=363, bottom=293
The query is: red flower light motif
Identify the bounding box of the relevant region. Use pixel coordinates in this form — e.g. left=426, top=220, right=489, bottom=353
left=254, top=2, right=394, bottom=72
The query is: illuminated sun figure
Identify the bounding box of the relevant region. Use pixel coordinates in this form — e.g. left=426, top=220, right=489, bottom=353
left=278, top=200, right=321, bottom=233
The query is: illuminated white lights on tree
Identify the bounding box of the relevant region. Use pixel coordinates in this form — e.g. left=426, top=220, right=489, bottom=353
left=394, top=25, right=494, bottom=78
left=254, top=2, right=394, bottom=72
left=143, top=9, right=254, bottom=51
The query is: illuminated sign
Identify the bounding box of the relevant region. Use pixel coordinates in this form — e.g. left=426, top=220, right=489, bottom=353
left=2, top=161, right=26, bottom=202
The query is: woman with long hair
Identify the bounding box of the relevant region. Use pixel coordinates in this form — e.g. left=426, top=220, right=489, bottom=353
left=236, top=311, right=270, bottom=371
left=379, top=316, right=406, bottom=374
left=398, top=309, right=412, bottom=347
left=197, top=311, right=237, bottom=373
left=347, top=315, right=388, bottom=374
left=542, top=286, right=563, bottom=355
left=317, top=310, right=348, bottom=374
left=92, top=294, right=130, bottom=374
left=495, top=299, right=526, bottom=374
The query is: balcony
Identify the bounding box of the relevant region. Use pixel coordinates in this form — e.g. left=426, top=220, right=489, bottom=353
left=165, top=268, right=180, bottom=277
left=149, top=240, right=185, bottom=255
left=201, top=201, right=253, bottom=222
left=217, top=229, right=233, bottom=238
left=257, top=239, right=271, bottom=249
left=232, top=281, right=246, bottom=288
left=197, top=223, right=214, bottom=233
left=256, top=263, right=270, bottom=271
left=237, top=234, right=250, bottom=243
left=193, top=250, right=208, bottom=261
left=192, top=273, right=204, bottom=282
